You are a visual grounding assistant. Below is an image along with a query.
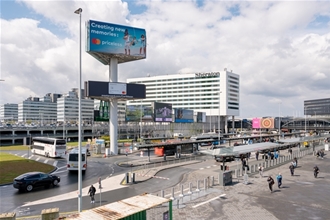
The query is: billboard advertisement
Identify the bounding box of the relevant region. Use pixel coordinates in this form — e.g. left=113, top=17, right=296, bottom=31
left=85, top=81, right=146, bottom=100
left=86, top=20, right=146, bottom=64
left=174, top=109, right=194, bottom=123
left=153, top=102, right=172, bottom=122
left=252, top=118, right=261, bottom=129
left=261, top=118, right=274, bottom=129
left=197, top=112, right=206, bottom=123
left=125, top=105, right=153, bottom=122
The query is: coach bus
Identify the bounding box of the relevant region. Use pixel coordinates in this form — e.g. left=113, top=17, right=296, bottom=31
left=66, top=147, right=87, bottom=173
left=190, top=133, right=224, bottom=146
left=31, top=137, right=66, bottom=158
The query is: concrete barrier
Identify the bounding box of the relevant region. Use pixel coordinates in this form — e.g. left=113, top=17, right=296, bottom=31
left=0, top=213, right=16, bottom=220
left=41, top=208, right=59, bottom=220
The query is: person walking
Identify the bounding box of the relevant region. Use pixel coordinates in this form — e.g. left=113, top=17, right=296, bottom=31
left=294, top=157, right=298, bottom=167
left=258, top=166, right=264, bottom=178
left=289, top=164, right=295, bottom=176
left=255, top=151, right=259, bottom=161
left=276, top=173, right=282, bottom=188
left=88, top=185, right=96, bottom=204
left=267, top=176, right=275, bottom=192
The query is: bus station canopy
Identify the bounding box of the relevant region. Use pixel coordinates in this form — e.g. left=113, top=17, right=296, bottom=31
left=68, top=194, right=170, bottom=220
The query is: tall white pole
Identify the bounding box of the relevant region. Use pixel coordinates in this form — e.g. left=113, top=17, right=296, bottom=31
left=278, top=102, right=281, bottom=138
left=218, top=91, right=221, bottom=145
left=304, top=106, right=306, bottom=134
left=74, top=7, right=83, bottom=213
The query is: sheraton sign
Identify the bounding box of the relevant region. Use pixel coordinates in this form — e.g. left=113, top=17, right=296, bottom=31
left=195, top=72, right=220, bottom=78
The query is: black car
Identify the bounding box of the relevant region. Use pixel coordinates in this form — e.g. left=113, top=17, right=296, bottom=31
left=13, top=172, right=60, bottom=192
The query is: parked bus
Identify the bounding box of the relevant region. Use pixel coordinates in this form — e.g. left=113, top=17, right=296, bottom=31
left=66, top=148, right=87, bottom=173
left=31, top=137, right=66, bottom=158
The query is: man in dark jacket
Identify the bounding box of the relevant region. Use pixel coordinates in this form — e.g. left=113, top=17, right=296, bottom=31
left=88, top=185, right=96, bottom=203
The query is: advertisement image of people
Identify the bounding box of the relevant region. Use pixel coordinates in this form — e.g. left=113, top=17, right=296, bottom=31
left=154, top=102, right=172, bottom=122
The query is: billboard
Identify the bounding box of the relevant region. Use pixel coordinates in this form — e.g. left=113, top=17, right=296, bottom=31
left=252, top=118, right=261, bottom=129
left=85, top=81, right=146, bottom=100
left=86, top=20, right=146, bottom=64
left=261, top=118, right=274, bottom=129
left=197, top=112, right=206, bottom=123
left=125, top=105, right=154, bottom=122
left=153, top=102, right=172, bottom=122
left=174, top=109, right=194, bottom=123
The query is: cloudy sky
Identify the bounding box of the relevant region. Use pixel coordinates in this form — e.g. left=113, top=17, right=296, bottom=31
left=1, top=0, right=330, bottom=118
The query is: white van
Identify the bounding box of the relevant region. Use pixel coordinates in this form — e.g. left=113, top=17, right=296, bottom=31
left=67, top=148, right=87, bottom=173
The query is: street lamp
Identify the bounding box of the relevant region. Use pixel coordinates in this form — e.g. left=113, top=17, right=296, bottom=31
left=74, top=7, right=83, bottom=213
left=278, top=102, right=281, bottom=139
left=218, top=91, right=222, bottom=146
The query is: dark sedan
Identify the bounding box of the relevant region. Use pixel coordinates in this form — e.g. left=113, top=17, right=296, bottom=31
left=13, top=172, right=60, bottom=192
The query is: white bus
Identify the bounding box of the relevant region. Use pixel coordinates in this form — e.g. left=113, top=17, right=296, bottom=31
left=66, top=148, right=87, bottom=173
left=31, top=137, right=66, bottom=158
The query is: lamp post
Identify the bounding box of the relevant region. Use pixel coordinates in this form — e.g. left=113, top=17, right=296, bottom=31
left=74, top=7, right=82, bottom=213
left=218, top=91, right=222, bottom=146
left=278, top=102, right=281, bottom=139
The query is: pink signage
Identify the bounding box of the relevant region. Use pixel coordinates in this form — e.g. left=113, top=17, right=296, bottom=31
left=252, top=118, right=261, bottom=129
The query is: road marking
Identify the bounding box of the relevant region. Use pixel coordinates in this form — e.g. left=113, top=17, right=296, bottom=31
left=53, top=161, right=58, bottom=167
left=22, top=154, right=27, bottom=158
left=52, top=170, right=68, bottom=174
left=36, top=158, right=40, bottom=161
left=206, top=166, right=211, bottom=169
left=192, top=194, right=226, bottom=208
left=57, top=166, right=67, bottom=170
left=199, top=168, right=204, bottom=170
left=29, top=155, right=34, bottom=159
left=44, top=159, right=49, bottom=164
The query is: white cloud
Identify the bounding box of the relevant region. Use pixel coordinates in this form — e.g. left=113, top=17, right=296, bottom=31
left=1, top=0, right=330, bottom=118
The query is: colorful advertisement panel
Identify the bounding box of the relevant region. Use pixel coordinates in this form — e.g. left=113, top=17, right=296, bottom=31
left=252, top=118, right=261, bottom=129
left=125, top=105, right=153, bottom=122
left=197, top=112, right=206, bottom=122
left=154, top=102, right=172, bottom=122
left=174, top=109, right=194, bottom=123
left=86, top=20, right=146, bottom=64
left=261, top=118, right=274, bottom=129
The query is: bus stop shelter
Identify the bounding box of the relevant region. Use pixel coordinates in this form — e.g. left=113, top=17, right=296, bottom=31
left=68, top=193, right=172, bottom=220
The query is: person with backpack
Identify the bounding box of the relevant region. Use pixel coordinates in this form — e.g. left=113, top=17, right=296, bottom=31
left=276, top=173, right=282, bottom=188
left=88, top=185, right=96, bottom=204
left=267, top=176, right=275, bottom=192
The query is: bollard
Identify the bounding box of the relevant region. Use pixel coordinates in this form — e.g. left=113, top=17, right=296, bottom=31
left=170, top=187, right=175, bottom=200
left=234, top=169, right=238, bottom=178
left=125, top=173, right=130, bottom=184
left=161, top=190, right=164, bottom=198
left=188, top=182, right=192, bottom=194
left=196, top=180, right=200, bottom=192
left=179, top=184, right=184, bottom=197
left=204, top=178, right=207, bottom=190
left=211, top=176, right=214, bottom=187
left=131, top=173, right=135, bottom=183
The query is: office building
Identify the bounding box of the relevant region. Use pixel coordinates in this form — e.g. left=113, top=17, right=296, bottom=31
left=127, top=70, right=240, bottom=128
left=304, top=98, right=330, bottom=116
left=0, top=103, right=18, bottom=122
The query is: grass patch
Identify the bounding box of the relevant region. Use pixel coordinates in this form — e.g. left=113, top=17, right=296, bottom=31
left=0, top=152, right=54, bottom=185
left=0, top=145, right=30, bottom=151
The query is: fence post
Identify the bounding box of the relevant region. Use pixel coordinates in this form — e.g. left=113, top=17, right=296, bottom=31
left=211, top=176, right=214, bottom=187
left=188, top=182, right=192, bottom=194
left=161, top=190, right=164, bottom=198
left=170, top=187, right=175, bottom=200
left=179, top=184, right=184, bottom=197
left=204, top=178, right=207, bottom=190
left=196, top=180, right=200, bottom=192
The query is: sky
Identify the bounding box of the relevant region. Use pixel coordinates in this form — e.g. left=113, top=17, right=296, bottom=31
left=1, top=0, right=330, bottom=119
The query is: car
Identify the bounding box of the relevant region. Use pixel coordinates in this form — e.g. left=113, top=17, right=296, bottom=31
left=13, top=172, right=60, bottom=192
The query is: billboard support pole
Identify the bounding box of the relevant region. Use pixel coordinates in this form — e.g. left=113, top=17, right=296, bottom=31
left=109, top=57, right=118, bottom=155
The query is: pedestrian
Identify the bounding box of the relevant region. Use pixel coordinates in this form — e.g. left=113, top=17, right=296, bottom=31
left=276, top=173, right=282, bottom=188
left=258, top=166, right=264, bottom=178
left=289, top=164, right=295, bottom=176
left=88, top=185, right=96, bottom=204
left=242, top=158, right=249, bottom=172
left=294, top=157, right=298, bottom=167
left=256, top=151, right=259, bottom=161
left=288, top=148, right=292, bottom=155
left=267, top=175, right=275, bottom=192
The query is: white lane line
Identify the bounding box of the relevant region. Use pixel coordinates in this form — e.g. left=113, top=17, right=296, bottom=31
left=29, top=155, right=34, bottom=159
left=206, top=166, right=211, bottom=169
left=192, top=194, right=226, bottom=208
left=199, top=168, right=204, bottom=170
left=53, top=161, right=58, bottom=167
left=44, top=159, right=49, bottom=164
left=22, top=154, right=27, bottom=158
left=52, top=170, right=68, bottom=174
left=57, top=166, right=67, bottom=170
left=36, top=158, right=40, bottom=161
